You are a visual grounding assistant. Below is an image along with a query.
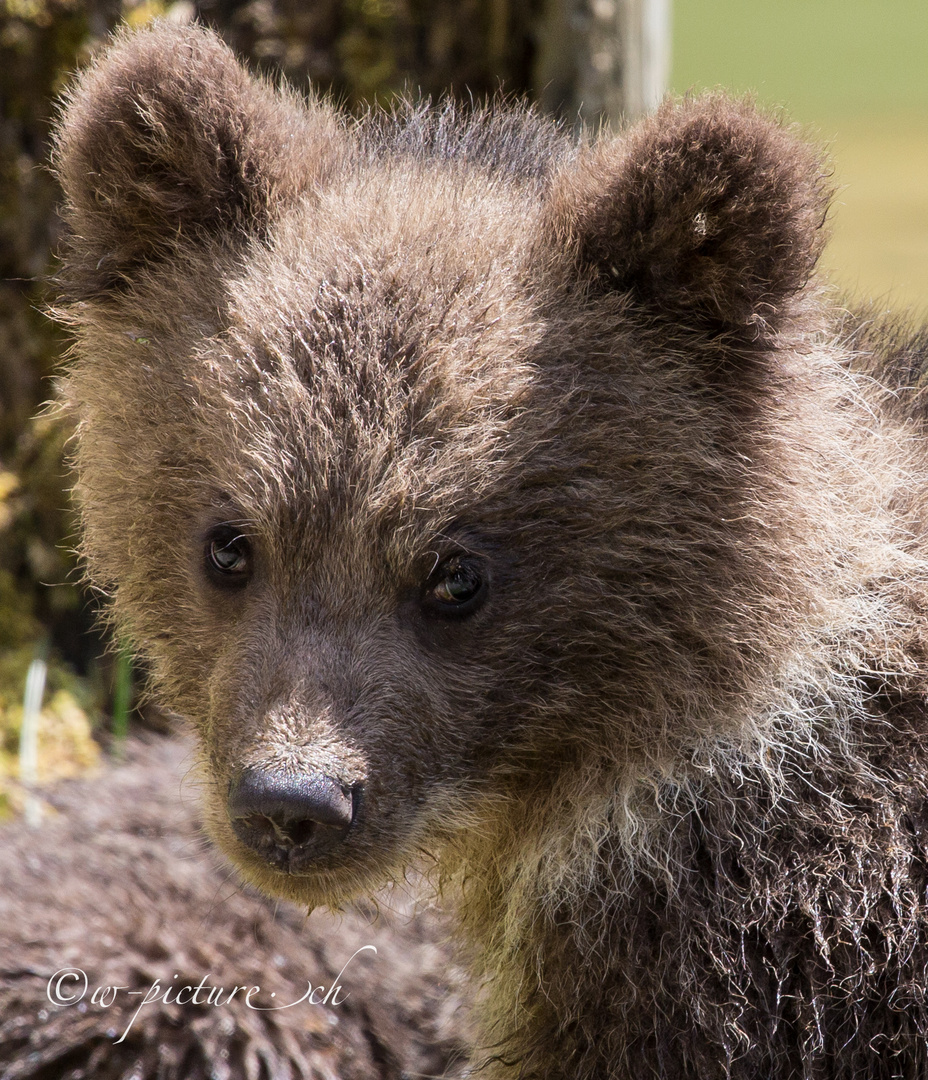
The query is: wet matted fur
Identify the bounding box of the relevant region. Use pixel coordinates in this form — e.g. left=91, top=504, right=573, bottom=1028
left=52, top=21, right=928, bottom=1079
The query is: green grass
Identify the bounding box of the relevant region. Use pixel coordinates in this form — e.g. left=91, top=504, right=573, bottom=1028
left=671, top=0, right=928, bottom=121
left=670, top=0, right=928, bottom=313
left=820, top=120, right=928, bottom=314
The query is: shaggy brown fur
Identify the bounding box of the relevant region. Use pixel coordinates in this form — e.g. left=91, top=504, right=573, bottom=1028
left=0, top=736, right=469, bottom=1079
left=52, top=22, right=928, bottom=1079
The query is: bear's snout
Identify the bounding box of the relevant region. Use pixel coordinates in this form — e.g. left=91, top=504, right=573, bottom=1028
left=227, top=767, right=359, bottom=872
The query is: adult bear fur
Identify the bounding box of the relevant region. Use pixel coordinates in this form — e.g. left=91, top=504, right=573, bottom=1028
left=53, top=22, right=928, bottom=1079
left=0, top=736, right=470, bottom=1080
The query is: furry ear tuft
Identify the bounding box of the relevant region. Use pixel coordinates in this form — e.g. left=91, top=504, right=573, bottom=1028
left=551, top=96, right=832, bottom=339
left=53, top=21, right=344, bottom=301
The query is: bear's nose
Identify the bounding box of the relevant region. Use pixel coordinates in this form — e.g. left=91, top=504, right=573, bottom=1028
left=227, top=767, right=356, bottom=871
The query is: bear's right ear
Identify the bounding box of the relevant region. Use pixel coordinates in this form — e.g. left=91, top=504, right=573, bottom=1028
left=547, top=96, right=831, bottom=345
left=53, top=22, right=345, bottom=301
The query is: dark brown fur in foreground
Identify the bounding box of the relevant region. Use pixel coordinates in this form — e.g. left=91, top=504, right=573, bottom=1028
left=53, top=22, right=928, bottom=1079
left=0, top=737, right=469, bottom=1080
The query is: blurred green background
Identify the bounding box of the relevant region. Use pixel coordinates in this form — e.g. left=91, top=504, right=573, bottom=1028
left=671, top=0, right=928, bottom=311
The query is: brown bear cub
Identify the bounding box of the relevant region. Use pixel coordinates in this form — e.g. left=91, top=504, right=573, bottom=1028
left=54, top=21, right=928, bottom=1080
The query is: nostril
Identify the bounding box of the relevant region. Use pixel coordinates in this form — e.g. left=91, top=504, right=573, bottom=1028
left=227, top=767, right=356, bottom=869
left=229, top=768, right=354, bottom=831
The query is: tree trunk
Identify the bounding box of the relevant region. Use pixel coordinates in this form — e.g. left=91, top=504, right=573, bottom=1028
left=534, top=0, right=671, bottom=127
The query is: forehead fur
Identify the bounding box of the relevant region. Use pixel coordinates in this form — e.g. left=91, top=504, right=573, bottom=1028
left=99, top=165, right=550, bottom=569
left=214, top=162, right=545, bottom=514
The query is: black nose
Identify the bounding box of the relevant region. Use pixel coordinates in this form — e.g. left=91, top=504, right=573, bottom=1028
left=227, top=767, right=357, bottom=872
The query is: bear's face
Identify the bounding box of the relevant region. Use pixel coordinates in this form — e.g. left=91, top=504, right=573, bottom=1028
left=54, top=23, right=831, bottom=905
left=137, top=175, right=555, bottom=902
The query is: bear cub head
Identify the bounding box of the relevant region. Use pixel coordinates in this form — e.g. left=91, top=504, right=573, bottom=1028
left=55, top=22, right=830, bottom=905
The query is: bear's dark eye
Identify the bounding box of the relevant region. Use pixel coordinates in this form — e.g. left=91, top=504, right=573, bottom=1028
left=424, top=556, right=487, bottom=616
left=204, top=526, right=252, bottom=586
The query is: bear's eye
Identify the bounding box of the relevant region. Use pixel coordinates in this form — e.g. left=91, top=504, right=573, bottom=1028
left=424, top=556, right=487, bottom=616
left=204, top=526, right=252, bottom=586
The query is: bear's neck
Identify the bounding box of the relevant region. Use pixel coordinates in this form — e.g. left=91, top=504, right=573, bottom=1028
left=443, top=646, right=928, bottom=1078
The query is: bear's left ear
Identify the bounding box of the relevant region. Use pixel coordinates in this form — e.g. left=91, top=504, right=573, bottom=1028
left=548, top=96, right=832, bottom=341
left=53, top=21, right=346, bottom=302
